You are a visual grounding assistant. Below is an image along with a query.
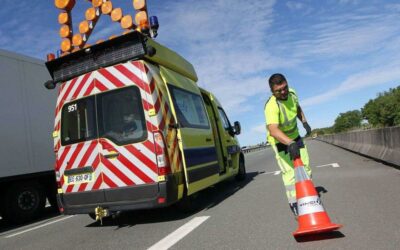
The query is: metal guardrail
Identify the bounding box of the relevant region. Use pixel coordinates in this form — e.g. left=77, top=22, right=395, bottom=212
left=242, top=145, right=269, bottom=154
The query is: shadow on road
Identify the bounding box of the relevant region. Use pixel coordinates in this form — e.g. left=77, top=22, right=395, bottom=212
left=316, top=186, right=328, bottom=198
left=0, top=207, right=60, bottom=234
left=294, top=231, right=345, bottom=242
left=86, top=171, right=259, bottom=228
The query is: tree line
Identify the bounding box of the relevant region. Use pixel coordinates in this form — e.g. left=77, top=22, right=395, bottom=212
left=312, top=85, right=400, bottom=135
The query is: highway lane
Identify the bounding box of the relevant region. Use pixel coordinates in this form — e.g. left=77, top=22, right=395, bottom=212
left=1, top=140, right=399, bottom=249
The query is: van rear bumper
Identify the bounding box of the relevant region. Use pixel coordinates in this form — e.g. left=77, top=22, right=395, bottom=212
left=58, top=174, right=180, bottom=215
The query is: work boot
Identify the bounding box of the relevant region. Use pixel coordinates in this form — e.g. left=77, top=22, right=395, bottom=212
left=289, top=202, right=298, bottom=219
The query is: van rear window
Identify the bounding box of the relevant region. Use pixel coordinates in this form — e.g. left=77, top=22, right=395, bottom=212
left=61, top=97, right=97, bottom=145
left=61, top=86, right=147, bottom=146
left=98, top=87, right=147, bottom=145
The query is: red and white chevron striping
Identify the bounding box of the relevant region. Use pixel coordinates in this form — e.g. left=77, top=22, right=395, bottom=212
left=144, top=63, right=182, bottom=173
left=54, top=61, right=181, bottom=193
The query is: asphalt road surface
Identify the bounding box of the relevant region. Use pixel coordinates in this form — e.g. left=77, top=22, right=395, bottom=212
left=1, top=140, right=399, bottom=249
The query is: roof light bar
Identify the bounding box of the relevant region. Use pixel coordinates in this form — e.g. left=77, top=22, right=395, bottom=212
left=50, top=0, right=157, bottom=58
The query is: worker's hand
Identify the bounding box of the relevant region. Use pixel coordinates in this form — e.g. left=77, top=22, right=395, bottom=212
left=288, top=141, right=300, bottom=160
left=303, top=122, right=311, bottom=136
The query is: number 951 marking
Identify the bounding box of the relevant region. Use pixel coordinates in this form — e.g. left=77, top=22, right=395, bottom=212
left=68, top=104, right=77, bottom=112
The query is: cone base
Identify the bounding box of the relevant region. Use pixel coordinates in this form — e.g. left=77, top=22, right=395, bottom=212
left=293, top=223, right=342, bottom=237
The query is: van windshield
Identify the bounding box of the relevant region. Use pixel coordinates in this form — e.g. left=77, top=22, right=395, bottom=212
left=61, top=86, right=147, bottom=146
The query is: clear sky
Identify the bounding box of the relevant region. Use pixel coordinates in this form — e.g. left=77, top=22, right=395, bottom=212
left=1, top=0, right=399, bottom=146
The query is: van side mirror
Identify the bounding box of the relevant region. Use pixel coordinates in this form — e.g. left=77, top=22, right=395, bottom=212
left=44, top=80, right=56, bottom=90
left=233, top=121, right=241, bottom=135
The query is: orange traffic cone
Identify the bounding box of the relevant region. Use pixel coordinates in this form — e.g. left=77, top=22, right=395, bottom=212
left=293, top=157, right=342, bottom=237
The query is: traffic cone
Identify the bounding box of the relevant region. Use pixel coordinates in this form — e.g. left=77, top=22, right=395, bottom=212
left=293, top=157, right=342, bottom=237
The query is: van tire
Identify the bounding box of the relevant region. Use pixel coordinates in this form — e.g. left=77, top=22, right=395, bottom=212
left=88, top=213, right=96, bottom=220
left=176, top=190, right=199, bottom=213
left=2, top=182, right=46, bottom=224
left=47, top=194, right=59, bottom=212
left=235, top=157, right=246, bottom=181
left=46, top=182, right=59, bottom=212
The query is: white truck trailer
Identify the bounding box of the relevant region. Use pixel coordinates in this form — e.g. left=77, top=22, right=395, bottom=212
left=0, top=49, right=57, bottom=223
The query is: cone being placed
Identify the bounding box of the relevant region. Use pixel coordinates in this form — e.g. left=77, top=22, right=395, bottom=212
left=292, top=158, right=342, bottom=237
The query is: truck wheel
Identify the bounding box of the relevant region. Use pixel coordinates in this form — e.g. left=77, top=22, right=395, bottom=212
left=3, top=182, right=46, bottom=224
left=235, top=157, right=246, bottom=181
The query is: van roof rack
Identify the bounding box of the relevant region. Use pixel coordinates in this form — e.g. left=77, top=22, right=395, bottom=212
left=46, top=31, right=147, bottom=84
left=46, top=31, right=198, bottom=85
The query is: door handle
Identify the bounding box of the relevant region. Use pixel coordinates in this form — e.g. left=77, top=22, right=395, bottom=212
left=104, top=151, right=119, bottom=159
left=206, top=138, right=212, bottom=142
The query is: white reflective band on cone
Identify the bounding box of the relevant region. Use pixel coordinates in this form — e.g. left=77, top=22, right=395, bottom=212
left=297, top=195, right=325, bottom=216
left=295, top=166, right=310, bottom=182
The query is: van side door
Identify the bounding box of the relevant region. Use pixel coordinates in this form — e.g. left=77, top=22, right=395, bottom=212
left=201, top=91, right=229, bottom=174
left=216, top=107, right=241, bottom=172
left=160, top=67, right=219, bottom=195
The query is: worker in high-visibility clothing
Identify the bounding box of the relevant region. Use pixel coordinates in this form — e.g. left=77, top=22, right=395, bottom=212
left=264, top=73, right=312, bottom=217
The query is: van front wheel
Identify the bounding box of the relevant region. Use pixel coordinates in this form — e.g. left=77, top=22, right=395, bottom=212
left=235, top=158, right=246, bottom=181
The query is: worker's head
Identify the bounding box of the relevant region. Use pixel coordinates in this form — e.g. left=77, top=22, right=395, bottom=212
left=269, top=73, right=289, bottom=101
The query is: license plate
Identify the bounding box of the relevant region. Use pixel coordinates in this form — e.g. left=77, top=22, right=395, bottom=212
left=64, top=172, right=94, bottom=185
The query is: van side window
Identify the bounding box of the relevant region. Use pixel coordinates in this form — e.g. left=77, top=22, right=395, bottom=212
left=218, top=108, right=231, bottom=130
left=169, top=85, right=210, bottom=129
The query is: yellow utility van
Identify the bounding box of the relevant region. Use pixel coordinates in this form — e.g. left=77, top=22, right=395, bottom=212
left=45, top=31, right=245, bottom=219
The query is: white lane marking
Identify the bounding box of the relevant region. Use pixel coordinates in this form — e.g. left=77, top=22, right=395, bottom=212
left=148, top=216, right=210, bottom=250
left=315, top=163, right=340, bottom=168
left=5, top=215, right=74, bottom=238
left=260, top=163, right=340, bottom=177
left=261, top=170, right=281, bottom=175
